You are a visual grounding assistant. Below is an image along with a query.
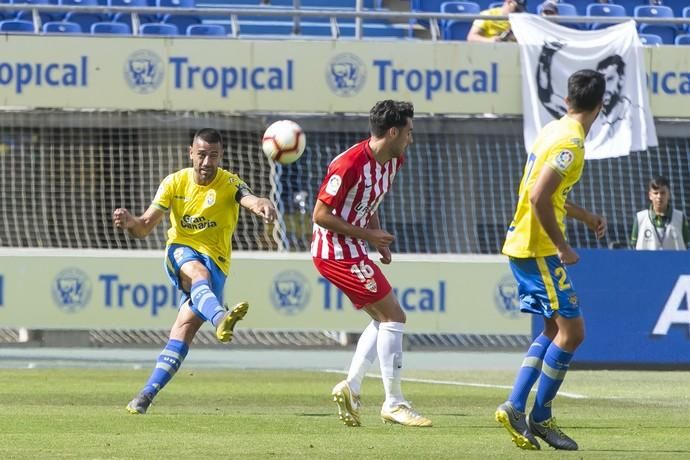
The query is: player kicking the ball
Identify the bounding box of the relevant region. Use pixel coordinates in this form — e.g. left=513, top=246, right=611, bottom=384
left=312, top=100, right=431, bottom=428
left=113, top=128, right=276, bottom=415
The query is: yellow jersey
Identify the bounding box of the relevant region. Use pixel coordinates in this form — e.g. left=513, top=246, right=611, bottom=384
left=502, top=116, right=586, bottom=258
left=472, top=7, right=510, bottom=38
left=152, top=168, right=248, bottom=274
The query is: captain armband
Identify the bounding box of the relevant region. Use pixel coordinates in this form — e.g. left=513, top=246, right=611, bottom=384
left=235, top=183, right=253, bottom=202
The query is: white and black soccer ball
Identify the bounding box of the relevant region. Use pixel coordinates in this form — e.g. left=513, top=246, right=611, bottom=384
left=261, top=120, right=306, bottom=165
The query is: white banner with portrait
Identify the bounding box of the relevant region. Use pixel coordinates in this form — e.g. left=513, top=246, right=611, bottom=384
left=510, top=14, right=658, bottom=159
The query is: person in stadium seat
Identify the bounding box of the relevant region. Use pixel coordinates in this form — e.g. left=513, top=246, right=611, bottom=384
left=539, top=1, right=558, bottom=16
left=495, top=70, right=607, bottom=451
left=112, top=128, right=276, bottom=415
left=312, top=100, right=431, bottom=428
left=630, top=175, right=689, bottom=250
left=467, top=0, right=526, bottom=43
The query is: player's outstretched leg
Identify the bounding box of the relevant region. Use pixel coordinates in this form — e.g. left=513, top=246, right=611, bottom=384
left=126, top=338, right=189, bottom=414
left=216, top=301, right=249, bottom=343
left=529, top=415, right=578, bottom=450
left=331, top=380, right=362, bottom=427
left=495, top=401, right=541, bottom=450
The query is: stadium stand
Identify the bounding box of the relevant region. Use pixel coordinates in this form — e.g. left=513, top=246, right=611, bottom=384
left=0, top=0, right=689, bottom=41
left=14, top=0, right=58, bottom=24
left=64, top=10, right=107, bottom=31
left=612, top=0, right=652, bottom=17
left=676, top=32, right=690, bottom=44
left=140, top=21, right=178, bottom=34
left=663, top=0, right=689, bottom=17
left=639, top=23, right=676, bottom=44
left=90, top=20, right=131, bottom=33
left=587, top=3, right=627, bottom=30
left=565, top=0, right=594, bottom=16
left=42, top=20, right=82, bottom=32
left=158, top=0, right=195, bottom=7
left=187, top=22, right=225, bottom=34
left=440, top=1, right=480, bottom=30
left=237, top=19, right=294, bottom=35
left=639, top=32, right=663, bottom=44
left=0, top=18, right=33, bottom=32
left=163, top=13, right=203, bottom=32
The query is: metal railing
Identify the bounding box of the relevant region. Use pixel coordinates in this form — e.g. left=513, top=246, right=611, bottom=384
left=1, top=3, right=689, bottom=40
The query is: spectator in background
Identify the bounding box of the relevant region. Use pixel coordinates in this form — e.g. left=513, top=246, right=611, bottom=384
left=540, top=1, right=558, bottom=16
left=630, top=176, right=689, bottom=250
left=467, top=0, right=526, bottom=43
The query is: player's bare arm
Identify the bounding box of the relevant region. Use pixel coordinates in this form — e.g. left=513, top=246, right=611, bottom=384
left=240, top=195, right=277, bottom=223
left=313, top=200, right=394, bottom=249
left=565, top=201, right=607, bottom=239
left=368, top=212, right=392, bottom=264
left=112, top=205, right=165, bottom=239
left=529, top=166, right=579, bottom=265
left=467, top=25, right=500, bottom=43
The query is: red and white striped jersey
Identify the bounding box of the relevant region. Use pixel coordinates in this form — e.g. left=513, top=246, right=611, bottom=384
left=311, top=139, right=404, bottom=260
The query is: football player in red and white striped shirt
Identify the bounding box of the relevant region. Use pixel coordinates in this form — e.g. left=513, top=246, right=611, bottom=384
left=312, top=100, right=431, bottom=428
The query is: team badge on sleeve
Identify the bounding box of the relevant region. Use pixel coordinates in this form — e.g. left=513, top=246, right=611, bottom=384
left=325, top=175, right=342, bottom=196
left=553, top=150, right=574, bottom=172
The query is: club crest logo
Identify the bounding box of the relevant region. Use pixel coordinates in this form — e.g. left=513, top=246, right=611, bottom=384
left=326, top=53, right=366, bottom=97
left=270, top=270, right=310, bottom=315
left=494, top=275, right=521, bottom=318
left=124, top=49, right=164, bottom=94
left=52, top=268, right=91, bottom=313
left=205, top=189, right=216, bottom=207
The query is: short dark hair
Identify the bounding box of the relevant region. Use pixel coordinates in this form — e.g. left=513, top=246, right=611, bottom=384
left=192, top=128, right=223, bottom=146
left=369, top=100, right=414, bottom=137
left=567, top=69, right=605, bottom=112
left=649, top=175, right=670, bottom=190
left=596, top=54, right=625, bottom=77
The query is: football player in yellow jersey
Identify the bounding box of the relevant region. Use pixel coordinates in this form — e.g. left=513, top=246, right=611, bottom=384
left=495, top=70, right=607, bottom=451
left=467, top=0, right=525, bottom=43
left=112, top=128, right=276, bottom=414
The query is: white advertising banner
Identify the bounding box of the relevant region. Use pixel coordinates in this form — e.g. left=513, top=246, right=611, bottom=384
left=0, top=35, right=686, bottom=117
left=0, top=251, right=529, bottom=334
left=0, top=35, right=522, bottom=115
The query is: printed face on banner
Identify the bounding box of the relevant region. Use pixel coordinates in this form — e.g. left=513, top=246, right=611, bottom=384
left=536, top=42, right=630, bottom=132
left=531, top=39, right=641, bottom=158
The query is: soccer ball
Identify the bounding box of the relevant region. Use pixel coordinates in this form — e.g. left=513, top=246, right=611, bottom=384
left=261, top=120, right=306, bottom=165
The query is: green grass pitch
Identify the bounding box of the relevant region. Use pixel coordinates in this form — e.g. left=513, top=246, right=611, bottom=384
left=1, top=368, right=689, bottom=459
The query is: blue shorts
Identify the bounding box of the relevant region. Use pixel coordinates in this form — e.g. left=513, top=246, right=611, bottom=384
left=508, top=255, right=581, bottom=319
left=164, top=244, right=227, bottom=315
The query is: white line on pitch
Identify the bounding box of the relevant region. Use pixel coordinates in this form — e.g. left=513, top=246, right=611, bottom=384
left=322, top=369, right=588, bottom=400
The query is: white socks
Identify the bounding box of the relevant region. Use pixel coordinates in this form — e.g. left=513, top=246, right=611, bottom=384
left=377, top=321, right=405, bottom=408
left=346, top=320, right=379, bottom=395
